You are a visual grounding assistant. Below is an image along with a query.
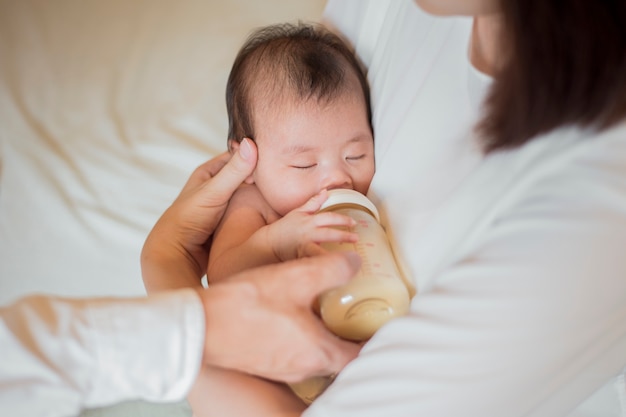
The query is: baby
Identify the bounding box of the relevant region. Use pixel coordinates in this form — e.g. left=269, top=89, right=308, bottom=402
left=189, top=22, right=375, bottom=416
left=207, top=22, right=375, bottom=283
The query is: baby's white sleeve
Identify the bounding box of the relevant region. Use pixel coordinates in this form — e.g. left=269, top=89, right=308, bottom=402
left=0, top=289, right=205, bottom=416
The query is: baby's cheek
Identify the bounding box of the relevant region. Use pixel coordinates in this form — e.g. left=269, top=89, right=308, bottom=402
left=355, top=176, right=374, bottom=195
left=266, top=188, right=309, bottom=216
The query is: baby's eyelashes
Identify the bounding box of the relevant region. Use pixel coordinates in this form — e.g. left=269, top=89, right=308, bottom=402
left=290, top=163, right=316, bottom=169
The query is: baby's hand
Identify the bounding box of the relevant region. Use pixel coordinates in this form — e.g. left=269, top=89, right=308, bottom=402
left=265, top=190, right=358, bottom=261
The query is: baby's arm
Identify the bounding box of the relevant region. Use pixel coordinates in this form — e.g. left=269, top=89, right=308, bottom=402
left=207, top=186, right=357, bottom=283
left=207, top=184, right=280, bottom=283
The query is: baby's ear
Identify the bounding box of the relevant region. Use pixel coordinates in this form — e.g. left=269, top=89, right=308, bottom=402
left=228, top=138, right=255, bottom=184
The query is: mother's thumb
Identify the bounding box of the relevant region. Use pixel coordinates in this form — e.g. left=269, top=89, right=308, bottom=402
left=207, top=138, right=257, bottom=197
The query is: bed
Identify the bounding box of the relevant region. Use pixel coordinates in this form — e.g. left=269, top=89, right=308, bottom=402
left=0, top=0, right=325, bottom=414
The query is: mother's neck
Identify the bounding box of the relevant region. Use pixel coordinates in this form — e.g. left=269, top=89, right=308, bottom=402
left=470, top=14, right=505, bottom=77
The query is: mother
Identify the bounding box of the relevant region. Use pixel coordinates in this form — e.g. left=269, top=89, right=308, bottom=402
left=303, top=0, right=626, bottom=415
left=150, top=0, right=626, bottom=415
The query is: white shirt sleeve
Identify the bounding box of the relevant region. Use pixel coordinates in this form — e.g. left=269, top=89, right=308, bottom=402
left=0, top=289, right=205, bottom=416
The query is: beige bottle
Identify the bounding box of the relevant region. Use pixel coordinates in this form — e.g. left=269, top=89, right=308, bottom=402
left=289, top=189, right=411, bottom=404
left=317, top=189, right=411, bottom=341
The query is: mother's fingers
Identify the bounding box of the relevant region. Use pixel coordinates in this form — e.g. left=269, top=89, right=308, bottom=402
left=302, top=315, right=362, bottom=379
left=178, top=138, right=258, bottom=200
left=177, top=152, right=230, bottom=199
left=202, top=138, right=257, bottom=202
left=269, top=253, right=363, bottom=380
left=287, top=251, right=362, bottom=306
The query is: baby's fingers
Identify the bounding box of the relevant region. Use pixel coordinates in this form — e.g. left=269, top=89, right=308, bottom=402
left=310, top=226, right=358, bottom=245
left=296, top=189, right=329, bottom=214
left=313, top=212, right=356, bottom=229
left=300, top=242, right=327, bottom=258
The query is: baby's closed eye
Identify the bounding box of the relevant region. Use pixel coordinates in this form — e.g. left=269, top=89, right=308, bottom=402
left=290, top=163, right=317, bottom=169
left=346, top=154, right=366, bottom=161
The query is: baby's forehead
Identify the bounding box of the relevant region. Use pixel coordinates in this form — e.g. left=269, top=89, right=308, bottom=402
left=251, top=91, right=374, bottom=152
left=250, top=79, right=365, bottom=120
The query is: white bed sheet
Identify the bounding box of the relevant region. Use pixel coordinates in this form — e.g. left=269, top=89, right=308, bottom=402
left=0, top=0, right=326, bottom=305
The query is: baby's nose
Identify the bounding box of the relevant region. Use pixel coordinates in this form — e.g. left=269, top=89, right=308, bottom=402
left=322, top=169, right=353, bottom=191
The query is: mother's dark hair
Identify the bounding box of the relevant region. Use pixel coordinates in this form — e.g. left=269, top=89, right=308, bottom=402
left=480, top=0, right=626, bottom=152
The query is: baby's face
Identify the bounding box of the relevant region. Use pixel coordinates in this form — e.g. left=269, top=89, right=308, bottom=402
left=250, top=91, right=375, bottom=216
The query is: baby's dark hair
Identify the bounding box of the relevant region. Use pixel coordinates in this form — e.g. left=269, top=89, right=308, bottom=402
left=226, top=22, right=371, bottom=145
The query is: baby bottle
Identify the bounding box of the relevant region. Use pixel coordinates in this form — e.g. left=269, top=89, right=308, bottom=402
left=317, top=189, right=411, bottom=341
left=289, top=189, right=411, bottom=404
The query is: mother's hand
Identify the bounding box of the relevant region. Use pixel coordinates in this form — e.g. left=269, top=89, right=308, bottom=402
left=199, top=251, right=363, bottom=382
left=142, top=138, right=257, bottom=292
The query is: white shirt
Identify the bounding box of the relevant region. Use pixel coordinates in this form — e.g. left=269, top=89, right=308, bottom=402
left=308, top=1, right=626, bottom=416
left=0, top=289, right=204, bottom=416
